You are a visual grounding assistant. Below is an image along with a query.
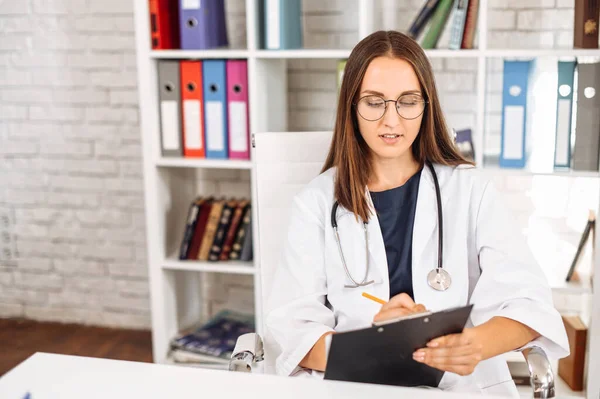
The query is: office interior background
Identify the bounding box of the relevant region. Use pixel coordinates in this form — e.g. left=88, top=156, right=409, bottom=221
left=1, top=0, right=599, bottom=398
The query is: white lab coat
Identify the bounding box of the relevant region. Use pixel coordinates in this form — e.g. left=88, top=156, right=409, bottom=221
left=265, top=163, right=570, bottom=396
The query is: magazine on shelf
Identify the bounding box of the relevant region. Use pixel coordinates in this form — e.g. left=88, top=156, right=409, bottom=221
left=169, top=310, right=255, bottom=363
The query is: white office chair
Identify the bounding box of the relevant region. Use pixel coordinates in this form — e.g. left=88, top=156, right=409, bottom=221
left=229, top=131, right=556, bottom=399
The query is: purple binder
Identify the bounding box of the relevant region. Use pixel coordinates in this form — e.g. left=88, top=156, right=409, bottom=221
left=179, top=0, right=229, bottom=50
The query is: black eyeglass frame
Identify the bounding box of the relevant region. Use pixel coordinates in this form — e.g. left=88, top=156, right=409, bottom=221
left=353, top=94, right=429, bottom=121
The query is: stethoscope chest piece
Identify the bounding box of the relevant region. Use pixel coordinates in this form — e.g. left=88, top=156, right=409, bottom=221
left=427, top=268, right=451, bottom=291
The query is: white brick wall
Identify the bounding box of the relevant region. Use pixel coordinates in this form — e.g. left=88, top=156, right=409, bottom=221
left=0, top=0, right=595, bottom=330
left=0, top=0, right=150, bottom=329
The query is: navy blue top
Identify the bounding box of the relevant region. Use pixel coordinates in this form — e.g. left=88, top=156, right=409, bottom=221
left=369, top=168, right=422, bottom=300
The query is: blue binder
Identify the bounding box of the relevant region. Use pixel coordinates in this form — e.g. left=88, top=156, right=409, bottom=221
left=202, top=60, right=228, bottom=160
left=263, top=0, right=303, bottom=50
left=553, top=60, right=576, bottom=168
left=179, top=0, right=228, bottom=50
left=499, top=60, right=533, bottom=168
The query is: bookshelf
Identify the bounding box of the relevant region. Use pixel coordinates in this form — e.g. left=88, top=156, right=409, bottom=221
left=133, top=0, right=600, bottom=397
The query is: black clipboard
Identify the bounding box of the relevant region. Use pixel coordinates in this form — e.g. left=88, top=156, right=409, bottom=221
left=324, top=304, right=473, bottom=388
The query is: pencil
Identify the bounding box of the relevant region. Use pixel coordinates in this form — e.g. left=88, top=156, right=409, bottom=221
left=362, top=292, right=387, bottom=305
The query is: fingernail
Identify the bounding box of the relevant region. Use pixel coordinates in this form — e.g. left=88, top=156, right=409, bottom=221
left=427, top=342, right=439, bottom=347
left=413, top=353, right=424, bottom=362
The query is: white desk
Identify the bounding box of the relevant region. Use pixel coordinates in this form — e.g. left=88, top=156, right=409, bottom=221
left=0, top=352, right=502, bottom=399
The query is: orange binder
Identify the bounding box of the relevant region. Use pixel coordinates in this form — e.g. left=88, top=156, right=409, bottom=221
left=148, top=0, right=180, bottom=50
left=180, top=60, right=205, bottom=158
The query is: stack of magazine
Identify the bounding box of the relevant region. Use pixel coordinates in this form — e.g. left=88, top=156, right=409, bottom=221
left=169, top=310, right=255, bottom=369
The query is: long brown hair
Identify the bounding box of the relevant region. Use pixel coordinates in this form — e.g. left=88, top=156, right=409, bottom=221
left=321, top=30, right=473, bottom=222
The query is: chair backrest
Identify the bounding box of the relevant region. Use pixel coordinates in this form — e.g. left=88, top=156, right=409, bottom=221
left=253, top=131, right=333, bottom=374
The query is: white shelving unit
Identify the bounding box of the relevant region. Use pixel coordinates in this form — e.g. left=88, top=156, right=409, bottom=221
left=133, top=0, right=600, bottom=397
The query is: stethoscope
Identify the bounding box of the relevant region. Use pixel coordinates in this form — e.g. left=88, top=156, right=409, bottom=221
left=330, top=161, right=452, bottom=291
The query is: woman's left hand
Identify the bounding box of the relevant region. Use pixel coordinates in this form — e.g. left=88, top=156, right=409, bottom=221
left=412, top=327, right=484, bottom=376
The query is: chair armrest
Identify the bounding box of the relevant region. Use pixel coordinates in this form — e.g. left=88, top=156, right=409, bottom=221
left=523, top=346, right=555, bottom=399
left=229, top=333, right=264, bottom=372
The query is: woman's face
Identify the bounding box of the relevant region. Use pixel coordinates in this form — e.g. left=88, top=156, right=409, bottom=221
left=355, top=56, right=425, bottom=163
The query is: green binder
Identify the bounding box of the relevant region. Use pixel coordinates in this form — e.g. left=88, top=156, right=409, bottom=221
left=421, top=0, right=455, bottom=49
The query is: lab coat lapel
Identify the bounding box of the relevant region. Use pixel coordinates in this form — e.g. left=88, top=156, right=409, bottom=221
left=412, top=164, right=451, bottom=310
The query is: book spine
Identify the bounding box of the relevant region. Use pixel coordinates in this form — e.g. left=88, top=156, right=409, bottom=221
left=407, top=0, right=441, bottom=39
left=420, top=0, right=454, bottom=49
left=460, top=0, right=479, bottom=49
left=449, top=0, right=469, bottom=50
left=574, top=0, right=600, bottom=49
left=198, top=201, right=223, bottom=261
left=229, top=206, right=251, bottom=261
left=178, top=199, right=201, bottom=260
left=208, top=201, right=236, bottom=261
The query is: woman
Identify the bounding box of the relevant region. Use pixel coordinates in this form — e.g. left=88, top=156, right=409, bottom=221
left=265, top=30, right=569, bottom=396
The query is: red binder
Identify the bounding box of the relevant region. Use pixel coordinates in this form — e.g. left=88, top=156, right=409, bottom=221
left=148, top=0, right=180, bottom=50
left=180, top=60, right=206, bottom=158
left=226, top=60, right=250, bottom=160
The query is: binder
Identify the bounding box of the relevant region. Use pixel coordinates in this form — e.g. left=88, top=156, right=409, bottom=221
left=420, top=0, right=454, bottom=49
left=158, top=60, right=183, bottom=157
left=202, top=60, right=228, bottom=159
left=180, top=60, right=205, bottom=158
left=179, top=0, right=228, bottom=50
left=148, top=0, right=180, bottom=50
left=574, top=0, right=600, bottom=49
left=572, top=62, right=600, bottom=171
left=264, top=0, right=303, bottom=50
left=226, top=60, right=250, bottom=160
left=407, top=0, right=440, bottom=40
left=554, top=60, right=576, bottom=168
left=324, top=305, right=473, bottom=388
left=499, top=60, right=533, bottom=168
left=449, top=0, right=469, bottom=50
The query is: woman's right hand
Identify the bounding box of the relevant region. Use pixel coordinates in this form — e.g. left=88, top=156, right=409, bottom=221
left=373, top=293, right=427, bottom=323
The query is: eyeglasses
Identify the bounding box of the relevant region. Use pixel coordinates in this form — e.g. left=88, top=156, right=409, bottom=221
left=355, top=94, right=428, bottom=121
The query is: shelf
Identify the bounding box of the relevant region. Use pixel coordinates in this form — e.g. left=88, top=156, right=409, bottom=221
left=162, top=258, right=256, bottom=274
left=150, top=49, right=249, bottom=59
left=155, top=157, right=253, bottom=170
left=254, top=49, right=352, bottom=59
left=485, top=48, right=600, bottom=58
left=148, top=48, right=600, bottom=61
left=477, top=157, right=600, bottom=178
left=476, top=166, right=600, bottom=178
left=549, top=276, right=593, bottom=295
left=425, top=49, right=481, bottom=58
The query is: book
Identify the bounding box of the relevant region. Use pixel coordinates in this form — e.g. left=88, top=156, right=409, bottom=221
left=574, top=0, right=600, bottom=49
left=407, top=0, right=441, bottom=40
left=198, top=198, right=225, bottom=260
left=187, top=198, right=214, bottom=260
left=170, top=310, right=255, bottom=362
left=208, top=199, right=237, bottom=261
left=178, top=197, right=203, bottom=259
left=420, top=0, right=454, bottom=49
left=229, top=205, right=252, bottom=261
left=220, top=200, right=250, bottom=261
left=460, top=0, right=479, bottom=49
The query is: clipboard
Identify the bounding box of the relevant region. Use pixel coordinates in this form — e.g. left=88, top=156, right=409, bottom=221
left=324, top=304, right=474, bottom=388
